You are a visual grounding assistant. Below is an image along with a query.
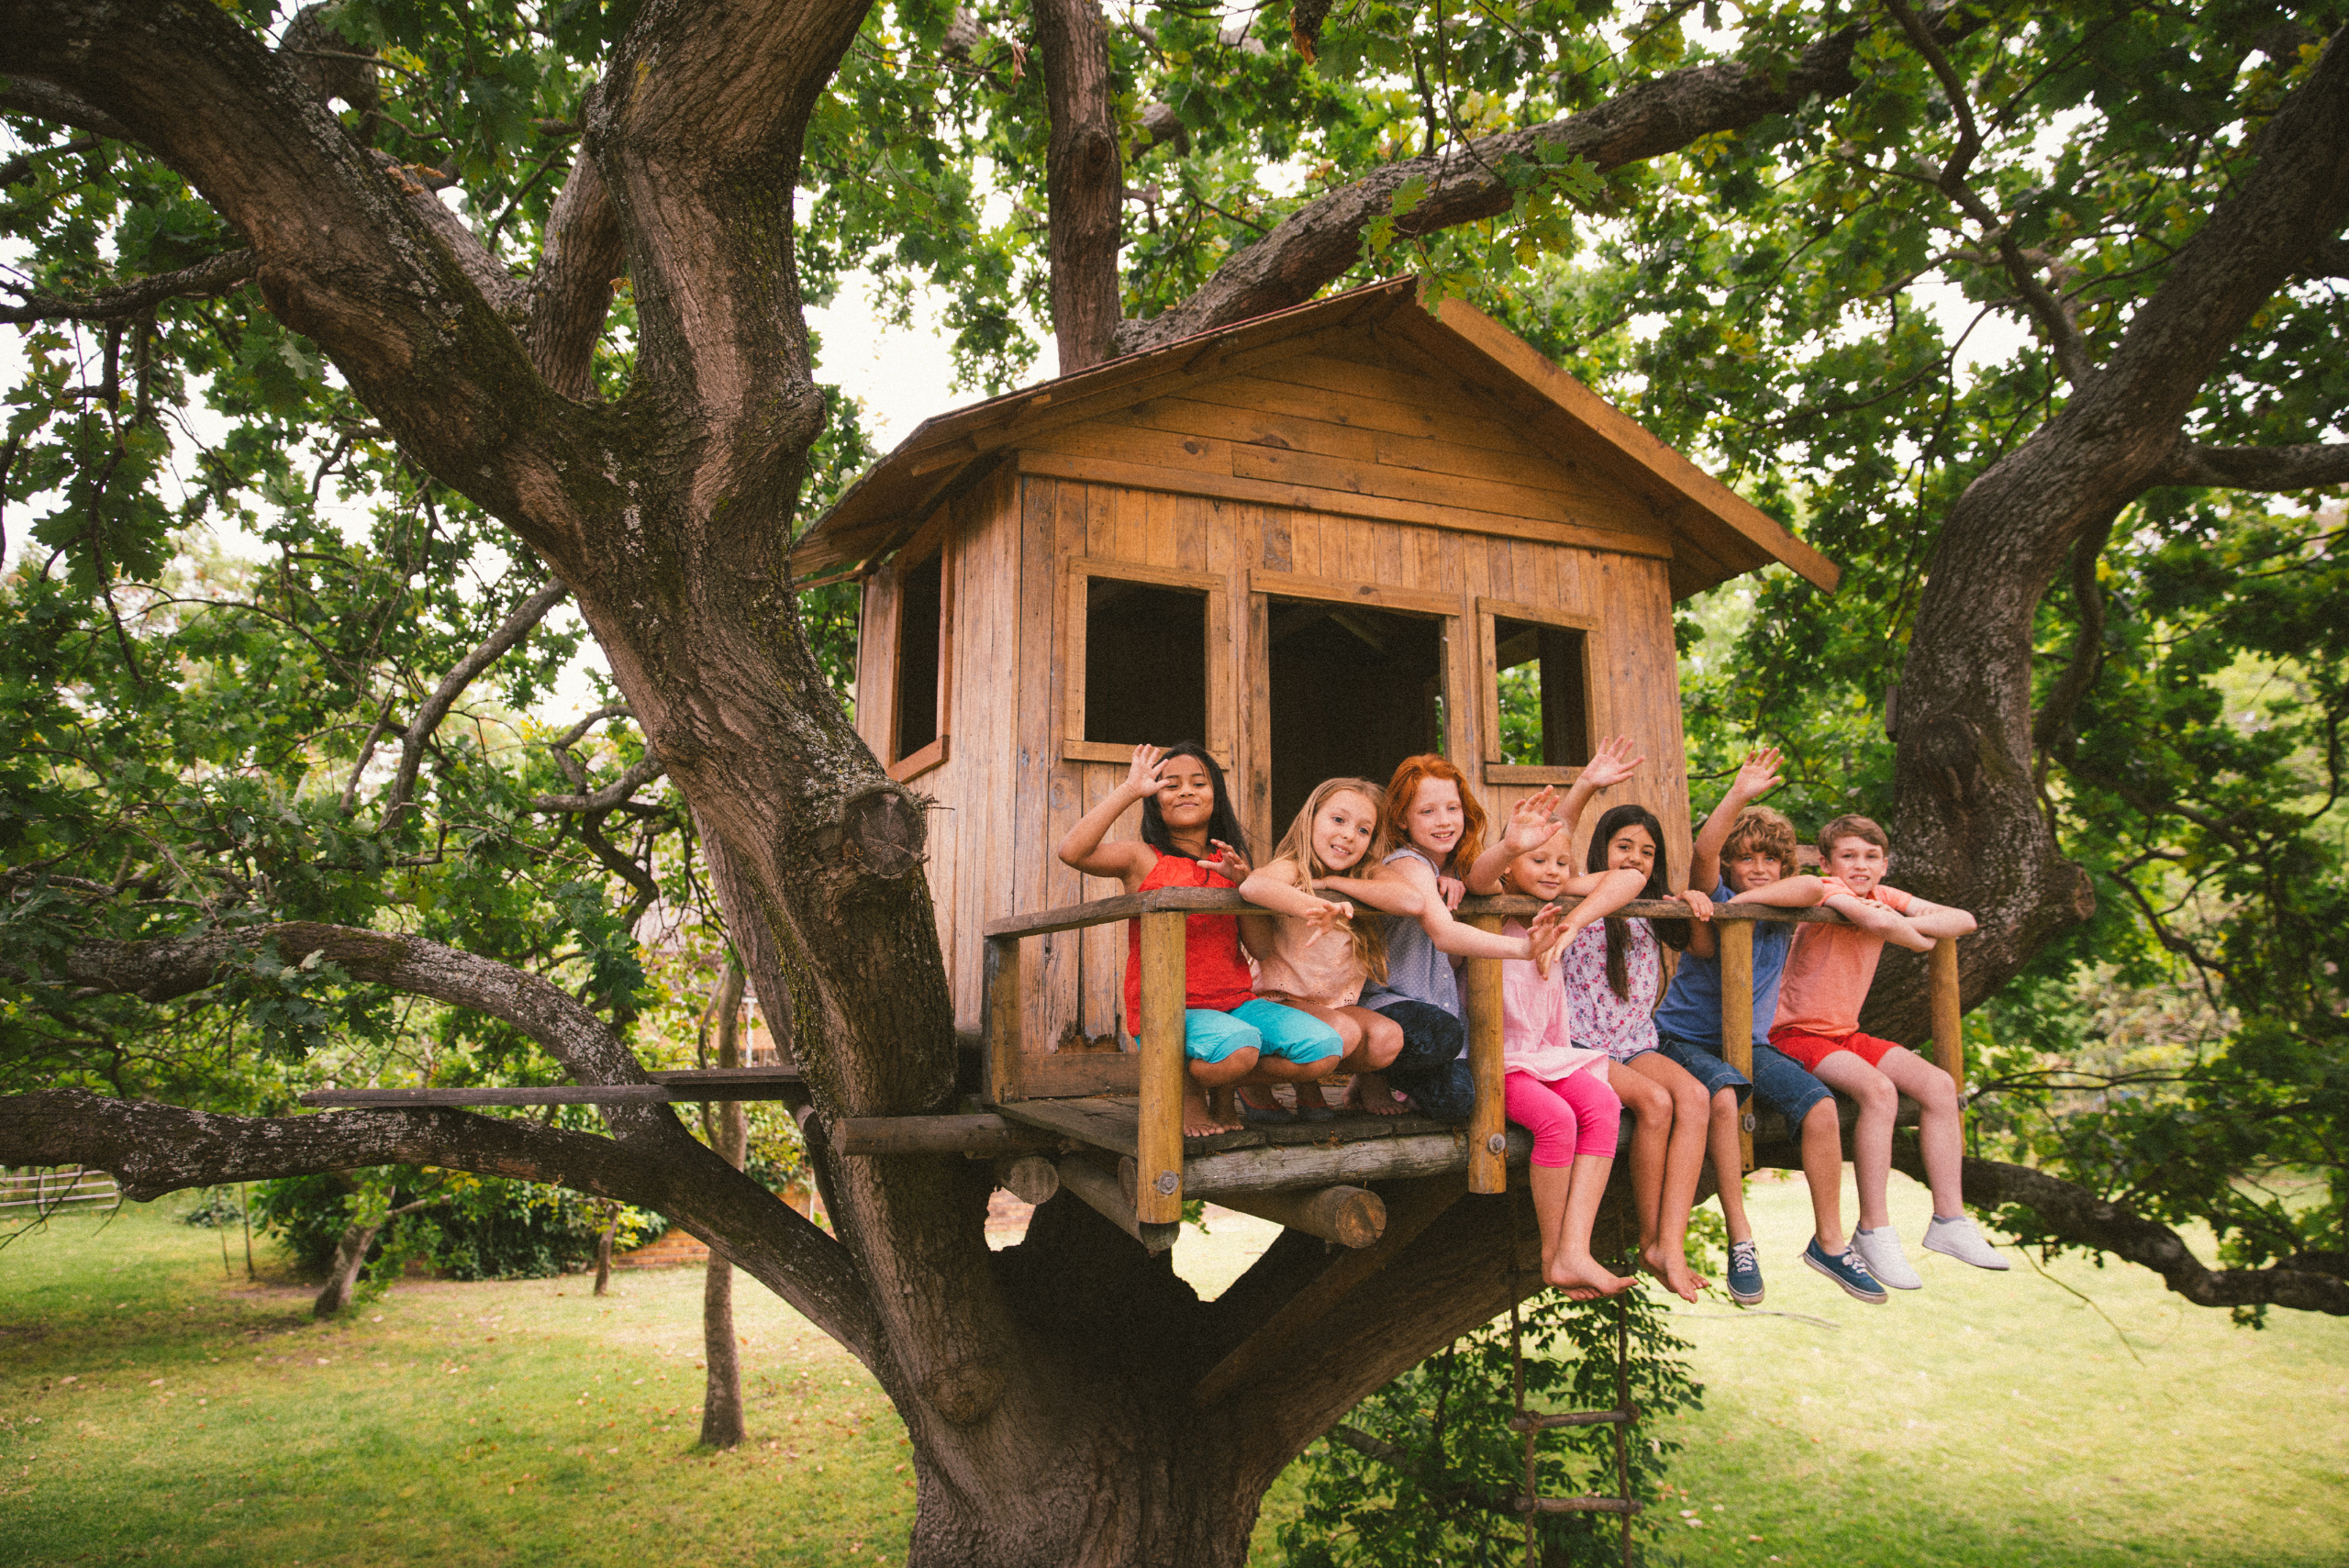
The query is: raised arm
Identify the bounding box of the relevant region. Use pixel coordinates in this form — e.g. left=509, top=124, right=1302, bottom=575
left=1055, top=744, right=1165, bottom=887
left=1463, top=736, right=1648, bottom=893
left=1687, top=746, right=1783, bottom=894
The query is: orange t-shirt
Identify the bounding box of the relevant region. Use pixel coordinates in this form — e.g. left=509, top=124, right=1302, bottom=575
left=1767, top=884, right=1913, bottom=1041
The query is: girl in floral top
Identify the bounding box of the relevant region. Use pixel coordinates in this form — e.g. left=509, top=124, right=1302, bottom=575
left=1556, top=803, right=1712, bottom=1302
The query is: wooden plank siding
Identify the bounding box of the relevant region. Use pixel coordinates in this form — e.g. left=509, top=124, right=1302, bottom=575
left=860, top=337, right=1698, bottom=1065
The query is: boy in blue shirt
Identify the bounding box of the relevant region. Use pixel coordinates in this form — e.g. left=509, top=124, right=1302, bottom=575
left=1655, top=751, right=1886, bottom=1306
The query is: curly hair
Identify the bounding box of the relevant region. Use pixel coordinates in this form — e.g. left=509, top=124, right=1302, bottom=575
left=1377, top=754, right=1486, bottom=876
left=1720, top=806, right=1799, bottom=882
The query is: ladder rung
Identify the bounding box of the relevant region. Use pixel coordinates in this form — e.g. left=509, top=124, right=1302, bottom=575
left=1507, top=1407, right=1634, bottom=1431
left=1516, top=1496, right=1642, bottom=1516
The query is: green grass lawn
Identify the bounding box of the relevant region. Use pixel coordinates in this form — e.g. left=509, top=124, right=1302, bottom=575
left=4, top=1175, right=2344, bottom=1568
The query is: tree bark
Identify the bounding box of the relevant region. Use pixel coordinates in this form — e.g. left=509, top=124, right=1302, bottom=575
left=1866, top=23, right=2349, bottom=1043
left=1033, top=0, right=1122, bottom=372
left=700, top=962, right=750, bottom=1449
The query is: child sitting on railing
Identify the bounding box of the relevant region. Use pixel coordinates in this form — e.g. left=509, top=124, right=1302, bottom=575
left=1056, top=742, right=1343, bottom=1137
left=1538, top=803, right=1714, bottom=1302
left=1330, top=754, right=1615, bottom=1122
left=1242, top=777, right=1571, bottom=1123
left=1653, top=749, right=1887, bottom=1305
left=1765, top=814, right=2009, bottom=1287
left=1488, top=819, right=1638, bottom=1299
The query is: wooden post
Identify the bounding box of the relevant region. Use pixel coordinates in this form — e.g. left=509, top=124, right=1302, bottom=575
left=1134, top=909, right=1188, bottom=1225
left=1719, top=918, right=1755, bottom=1174
left=984, top=936, right=1022, bottom=1103
left=1930, top=936, right=1965, bottom=1101
left=1465, top=917, right=1507, bottom=1195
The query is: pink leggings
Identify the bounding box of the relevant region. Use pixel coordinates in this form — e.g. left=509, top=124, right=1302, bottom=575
left=1505, top=1068, right=1621, bottom=1166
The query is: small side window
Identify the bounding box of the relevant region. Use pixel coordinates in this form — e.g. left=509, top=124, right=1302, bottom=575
left=893, top=550, right=944, bottom=763
left=1493, top=616, right=1591, bottom=768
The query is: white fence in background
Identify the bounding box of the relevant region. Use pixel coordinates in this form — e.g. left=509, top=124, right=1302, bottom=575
left=0, top=1166, right=123, bottom=1214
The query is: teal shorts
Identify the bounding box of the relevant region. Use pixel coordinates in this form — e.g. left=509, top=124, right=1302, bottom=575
left=1136, top=998, right=1344, bottom=1065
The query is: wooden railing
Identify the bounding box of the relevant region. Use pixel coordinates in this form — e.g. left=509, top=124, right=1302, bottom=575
left=982, top=893, right=1965, bottom=1227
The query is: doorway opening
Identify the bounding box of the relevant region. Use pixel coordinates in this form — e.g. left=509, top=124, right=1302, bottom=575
left=1265, top=597, right=1446, bottom=832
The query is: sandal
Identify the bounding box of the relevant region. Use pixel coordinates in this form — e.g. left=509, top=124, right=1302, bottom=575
left=1236, top=1092, right=1296, bottom=1125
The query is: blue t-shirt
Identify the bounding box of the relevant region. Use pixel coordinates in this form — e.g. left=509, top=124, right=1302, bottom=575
left=1652, top=879, right=1795, bottom=1050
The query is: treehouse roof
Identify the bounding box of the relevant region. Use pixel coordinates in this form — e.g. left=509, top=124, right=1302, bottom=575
left=790, top=277, right=1838, bottom=600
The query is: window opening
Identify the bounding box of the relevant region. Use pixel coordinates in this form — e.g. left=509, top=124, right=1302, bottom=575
left=1266, top=598, right=1444, bottom=829
left=893, top=551, right=944, bottom=762
left=1085, top=579, right=1208, bottom=749
left=1493, top=617, right=1590, bottom=768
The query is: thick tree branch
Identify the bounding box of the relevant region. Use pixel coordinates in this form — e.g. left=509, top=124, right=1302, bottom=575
left=1117, top=23, right=1871, bottom=352
left=0, top=1087, right=879, bottom=1355
left=1033, top=0, right=1122, bottom=372
left=521, top=129, right=625, bottom=400
left=380, top=577, right=569, bottom=817
left=46, top=919, right=642, bottom=1090
left=0, top=76, right=133, bottom=139
left=0, top=250, right=256, bottom=324
left=1887, top=1143, right=2349, bottom=1315
left=2153, top=439, right=2349, bottom=491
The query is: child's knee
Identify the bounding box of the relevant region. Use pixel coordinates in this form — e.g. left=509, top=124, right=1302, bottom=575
left=1363, top=1013, right=1404, bottom=1065
left=1856, top=1074, right=1898, bottom=1116
left=1710, top=1085, right=1741, bottom=1125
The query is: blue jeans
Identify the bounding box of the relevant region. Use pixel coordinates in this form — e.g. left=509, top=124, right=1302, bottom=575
left=1366, top=998, right=1475, bottom=1123
left=1154, top=999, right=1344, bottom=1065
left=1657, top=1033, right=1831, bottom=1129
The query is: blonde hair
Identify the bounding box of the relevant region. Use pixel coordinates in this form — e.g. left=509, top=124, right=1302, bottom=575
left=1269, top=778, right=1390, bottom=985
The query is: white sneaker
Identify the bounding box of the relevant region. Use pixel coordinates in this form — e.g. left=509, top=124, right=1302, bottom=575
left=1851, top=1225, right=1922, bottom=1290
left=1923, top=1213, right=2012, bottom=1271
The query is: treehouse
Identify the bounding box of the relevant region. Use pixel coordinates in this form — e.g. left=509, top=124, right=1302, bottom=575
left=783, top=276, right=1977, bottom=1288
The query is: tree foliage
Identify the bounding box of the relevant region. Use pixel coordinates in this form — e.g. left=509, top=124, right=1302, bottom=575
left=0, top=0, right=2344, bottom=1560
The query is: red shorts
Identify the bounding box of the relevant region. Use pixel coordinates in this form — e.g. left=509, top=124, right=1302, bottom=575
left=1767, top=1028, right=1903, bottom=1072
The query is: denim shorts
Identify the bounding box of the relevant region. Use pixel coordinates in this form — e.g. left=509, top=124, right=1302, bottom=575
left=1657, top=1033, right=1832, bottom=1129
left=1365, top=998, right=1475, bottom=1123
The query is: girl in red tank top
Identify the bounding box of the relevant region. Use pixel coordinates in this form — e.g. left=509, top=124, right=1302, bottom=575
left=1058, top=742, right=1345, bottom=1136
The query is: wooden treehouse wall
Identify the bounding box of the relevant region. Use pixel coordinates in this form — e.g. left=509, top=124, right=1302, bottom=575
left=857, top=339, right=1694, bottom=1062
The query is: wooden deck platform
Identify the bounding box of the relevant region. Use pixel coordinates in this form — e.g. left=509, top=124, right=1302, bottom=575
left=988, top=1090, right=1906, bottom=1201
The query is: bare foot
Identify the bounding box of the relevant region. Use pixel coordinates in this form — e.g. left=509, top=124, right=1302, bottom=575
left=1346, top=1072, right=1408, bottom=1117
left=1550, top=1255, right=1636, bottom=1296
left=1186, top=1089, right=1240, bottom=1137
left=1641, top=1240, right=1706, bottom=1303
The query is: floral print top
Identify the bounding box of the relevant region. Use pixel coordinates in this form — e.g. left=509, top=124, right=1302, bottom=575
left=1560, top=917, right=1662, bottom=1062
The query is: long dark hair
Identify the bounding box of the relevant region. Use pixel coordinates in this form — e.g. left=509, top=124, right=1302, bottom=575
left=1585, top=803, right=1687, bottom=999
left=1139, top=741, right=1250, bottom=866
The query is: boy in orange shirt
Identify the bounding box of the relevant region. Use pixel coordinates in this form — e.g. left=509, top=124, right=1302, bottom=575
left=1769, top=814, right=2009, bottom=1289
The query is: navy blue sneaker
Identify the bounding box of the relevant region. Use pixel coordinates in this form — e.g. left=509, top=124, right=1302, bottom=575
left=1802, top=1236, right=1887, bottom=1305
left=1727, top=1239, right=1765, bottom=1305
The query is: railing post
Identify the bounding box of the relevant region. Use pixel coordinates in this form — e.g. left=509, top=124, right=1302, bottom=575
left=1930, top=936, right=1965, bottom=1101
left=983, top=935, right=1023, bottom=1103
left=1135, top=908, right=1188, bottom=1226
left=1719, top=917, right=1756, bottom=1174
left=1465, top=917, right=1507, bottom=1195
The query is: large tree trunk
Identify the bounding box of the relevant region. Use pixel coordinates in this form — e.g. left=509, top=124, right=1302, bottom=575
left=1033, top=0, right=1122, bottom=372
